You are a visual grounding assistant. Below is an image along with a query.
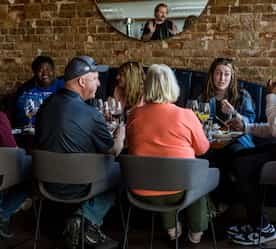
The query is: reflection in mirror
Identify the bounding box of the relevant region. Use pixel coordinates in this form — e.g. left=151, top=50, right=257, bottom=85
left=96, top=0, right=209, bottom=41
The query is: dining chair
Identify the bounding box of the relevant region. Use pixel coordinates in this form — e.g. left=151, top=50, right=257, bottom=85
left=259, top=160, right=276, bottom=248
left=119, top=155, right=220, bottom=249
left=32, top=150, right=119, bottom=249
left=0, top=147, right=31, bottom=191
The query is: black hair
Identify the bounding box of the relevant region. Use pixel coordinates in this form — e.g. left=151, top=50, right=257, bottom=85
left=31, top=55, right=54, bottom=73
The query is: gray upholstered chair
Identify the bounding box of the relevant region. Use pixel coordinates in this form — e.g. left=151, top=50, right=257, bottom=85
left=259, top=161, right=276, bottom=248
left=32, top=150, right=118, bottom=249
left=119, top=155, right=220, bottom=249
left=0, top=147, right=31, bottom=191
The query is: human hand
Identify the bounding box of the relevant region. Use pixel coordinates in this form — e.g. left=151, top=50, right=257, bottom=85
left=148, top=21, right=156, bottom=33
left=168, top=24, right=177, bottom=35
left=226, top=117, right=245, bottom=132
left=220, top=99, right=236, bottom=117
left=266, top=79, right=276, bottom=94
left=114, top=124, right=126, bottom=141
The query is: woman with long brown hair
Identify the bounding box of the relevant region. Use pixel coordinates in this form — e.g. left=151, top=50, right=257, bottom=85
left=203, top=57, right=255, bottom=152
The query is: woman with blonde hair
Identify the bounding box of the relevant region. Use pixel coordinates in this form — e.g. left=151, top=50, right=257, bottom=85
left=113, top=61, right=145, bottom=112
left=127, top=64, right=210, bottom=244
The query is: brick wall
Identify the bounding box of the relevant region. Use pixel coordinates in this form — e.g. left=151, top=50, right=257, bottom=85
left=0, top=0, right=276, bottom=94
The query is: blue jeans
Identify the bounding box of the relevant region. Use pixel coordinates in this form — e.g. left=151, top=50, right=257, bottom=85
left=46, top=163, right=121, bottom=226
left=0, top=154, right=31, bottom=221
left=79, top=192, right=115, bottom=226
left=77, top=163, right=121, bottom=225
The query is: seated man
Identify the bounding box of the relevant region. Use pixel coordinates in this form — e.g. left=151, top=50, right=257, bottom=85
left=15, top=55, right=64, bottom=127
left=35, top=55, right=125, bottom=249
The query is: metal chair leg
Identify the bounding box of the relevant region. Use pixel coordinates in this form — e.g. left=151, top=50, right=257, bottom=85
left=32, top=197, right=38, bottom=219
left=81, top=214, right=85, bottom=249
left=259, top=185, right=266, bottom=248
left=209, top=215, right=217, bottom=249
left=118, top=191, right=126, bottom=231
left=123, top=206, right=132, bottom=249
left=33, top=199, right=43, bottom=249
left=175, top=211, right=179, bottom=249
left=207, top=198, right=217, bottom=249
left=150, top=213, right=155, bottom=249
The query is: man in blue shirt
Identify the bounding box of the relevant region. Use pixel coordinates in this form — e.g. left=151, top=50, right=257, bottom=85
left=15, top=55, right=64, bottom=127
left=35, top=55, right=125, bottom=249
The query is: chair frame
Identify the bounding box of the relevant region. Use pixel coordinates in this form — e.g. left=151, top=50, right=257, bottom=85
left=32, top=150, right=116, bottom=249
left=119, top=155, right=219, bottom=249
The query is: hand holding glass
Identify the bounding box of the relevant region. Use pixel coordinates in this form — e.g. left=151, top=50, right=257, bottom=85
left=24, top=98, right=38, bottom=128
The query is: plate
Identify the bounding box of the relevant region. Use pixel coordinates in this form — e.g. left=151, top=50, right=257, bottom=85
left=23, top=127, right=35, bottom=135
left=12, top=128, right=22, bottom=135
left=229, top=131, right=243, bottom=138
left=212, top=132, right=232, bottom=140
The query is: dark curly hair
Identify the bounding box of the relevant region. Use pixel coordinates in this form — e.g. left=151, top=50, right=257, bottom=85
left=31, top=55, right=54, bottom=73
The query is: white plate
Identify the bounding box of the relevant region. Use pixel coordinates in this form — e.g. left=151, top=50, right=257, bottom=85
left=12, top=128, right=22, bottom=135
left=229, top=131, right=243, bottom=138
left=23, top=127, right=35, bottom=135
left=213, top=132, right=232, bottom=140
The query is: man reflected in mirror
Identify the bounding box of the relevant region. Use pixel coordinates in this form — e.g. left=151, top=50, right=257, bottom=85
left=142, top=3, right=177, bottom=41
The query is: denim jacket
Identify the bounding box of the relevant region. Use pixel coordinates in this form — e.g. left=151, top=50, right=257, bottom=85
left=209, top=89, right=256, bottom=149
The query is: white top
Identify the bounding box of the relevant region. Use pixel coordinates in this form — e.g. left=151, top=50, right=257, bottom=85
left=245, top=94, right=276, bottom=138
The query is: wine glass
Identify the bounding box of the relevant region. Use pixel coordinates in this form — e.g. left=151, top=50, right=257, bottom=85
left=186, top=99, right=199, bottom=116
left=24, top=98, right=36, bottom=128
left=198, top=102, right=210, bottom=123
left=110, top=99, right=124, bottom=126
left=94, top=98, right=104, bottom=113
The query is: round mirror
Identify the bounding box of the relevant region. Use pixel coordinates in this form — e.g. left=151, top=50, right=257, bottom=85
left=95, top=0, right=209, bottom=41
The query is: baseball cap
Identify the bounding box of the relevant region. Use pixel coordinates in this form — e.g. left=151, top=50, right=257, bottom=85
left=64, top=55, right=109, bottom=82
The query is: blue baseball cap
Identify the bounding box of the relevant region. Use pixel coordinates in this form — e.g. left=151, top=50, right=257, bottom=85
left=64, top=55, right=108, bottom=81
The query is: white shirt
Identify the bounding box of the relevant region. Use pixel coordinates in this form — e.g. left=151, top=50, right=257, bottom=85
left=246, top=94, right=276, bottom=137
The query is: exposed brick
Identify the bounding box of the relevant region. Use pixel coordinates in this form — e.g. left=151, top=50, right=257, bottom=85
left=0, top=5, right=8, bottom=19
left=36, top=20, right=51, bottom=27
left=41, top=3, right=56, bottom=12
left=2, top=0, right=276, bottom=93
left=24, top=4, right=41, bottom=19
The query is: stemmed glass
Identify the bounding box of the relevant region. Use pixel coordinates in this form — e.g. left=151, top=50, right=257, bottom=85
left=186, top=99, right=199, bottom=116
left=110, top=99, right=124, bottom=123
left=24, top=97, right=38, bottom=128
left=94, top=98, right=104, bottom=113
left=198, top=102, right=210, bottom=123
left=104, top=98, right=124, bottom=134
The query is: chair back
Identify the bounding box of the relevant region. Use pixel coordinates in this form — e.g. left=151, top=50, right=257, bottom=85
left=119, top=155, right=209, bottom=191
left=32, top=150, right=114, bottom=185
left=0, top=147, right=30, bottom=191
left=260, top=161, right=276, bottom=185
left=32, top=150, right=115, bottom=203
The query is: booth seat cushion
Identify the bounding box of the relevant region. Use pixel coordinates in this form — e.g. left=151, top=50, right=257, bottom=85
left=189, top=71, right=208, bottom=100
left=173, top=69, right=192, bottom=107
